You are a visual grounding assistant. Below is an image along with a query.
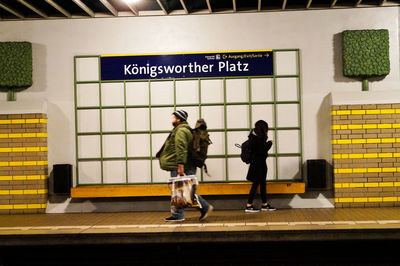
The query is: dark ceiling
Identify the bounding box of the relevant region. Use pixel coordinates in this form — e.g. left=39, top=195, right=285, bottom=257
left=0, top=0, right=398, bottom=20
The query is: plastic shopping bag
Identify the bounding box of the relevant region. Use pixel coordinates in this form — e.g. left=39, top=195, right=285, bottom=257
left=168, top=175, right=200, bottom=209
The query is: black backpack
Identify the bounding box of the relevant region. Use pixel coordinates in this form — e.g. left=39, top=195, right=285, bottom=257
left=191, top=119, right=212, bottom=173
left=235, top=140, right=252, bottom=164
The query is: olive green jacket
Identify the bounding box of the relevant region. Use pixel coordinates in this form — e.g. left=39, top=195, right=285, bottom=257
left=158, top=122, right=193, bottom=171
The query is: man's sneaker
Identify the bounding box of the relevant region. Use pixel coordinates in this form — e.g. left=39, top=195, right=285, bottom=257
left=261, top=204, right=276, bottom=211
left=199, top=205, right=214, bottom=221
left=245, top=205, right=260, bottom=212
left=165, top=216, right=185, bottom=222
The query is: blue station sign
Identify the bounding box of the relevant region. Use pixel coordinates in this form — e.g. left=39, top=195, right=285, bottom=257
left=100, top=50, right=273, bottom=80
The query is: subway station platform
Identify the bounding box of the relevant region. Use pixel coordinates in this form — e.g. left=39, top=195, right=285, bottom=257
left=1, top=208, right=400, bottom=265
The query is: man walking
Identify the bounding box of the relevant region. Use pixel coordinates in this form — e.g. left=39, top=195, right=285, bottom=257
left=157, top=110, right=213, bottom=222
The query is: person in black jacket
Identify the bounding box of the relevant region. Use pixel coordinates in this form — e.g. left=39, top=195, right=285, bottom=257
left=245, top=120, right=276, bottom=212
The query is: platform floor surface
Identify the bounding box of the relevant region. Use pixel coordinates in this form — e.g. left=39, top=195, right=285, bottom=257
left=1, top=207, right=400, bottom=235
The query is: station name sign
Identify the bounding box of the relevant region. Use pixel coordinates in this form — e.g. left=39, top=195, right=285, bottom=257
left=100, top=50, right=273, bottom=80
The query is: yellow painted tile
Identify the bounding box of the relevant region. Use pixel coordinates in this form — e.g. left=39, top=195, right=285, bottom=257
left=348, top=124, right=363, bottom=129
left=0, top=191, right=10, bottom=195
left=365, top=183, right=379, bottom=187
left=342, top=154, right=349, bottom=159
left=380, top=109, right=395, bottom=114
left=39, top=119, right=47, bottom=124
left=334, top=183, right=342, bottom=188
left=382, top=168, right=397, bottom=173
left=363, top=124, right=377, bottom=129
left=337, top=140, right=352, bottom=144
left=353, top=168, right=367, bottom=173
left=332, top=140, right=337, bottom=144
left=342, top=183, right=350, bottom=188
left=394, top=182, right=400, bottom=187
left=8, top=134, right=22, bottom=138
left=367, top=139, right=380, bottom=144
left=379, top=153, right=393, bottom=158
left=378, top=124, right=392, bottom=129
left=364, top=153, right=378, bottom=158
left=13, top=176, right=27, bottom=180
left=379, top=182, right=394, bottom=187
left=333, top=169, right=338, bottom=174
left=0, top=120, right=11, bottom=124
left=37, top=161, right=48, bottom=166
left=38, top=189, right=48, bottom=194
left=0, top=148, right=12, bottom=152
left=24, top=190, right=38, bottom=195
left=41, top=204, right=47, bottom=208
left=41, top=175, right=48, bottom=179
left=394, top=153, right=400, bottom=157
left=397, top=139, right=400, bottom=143
left=0, top=134, right=9, bottom=138
left=396, top=109, right=400, bottom=114
left=382, top=138, right=396, bottom=143
left=26, top=147, right=40, bottom=152
left=23, top=161, right=37, bottom=166
left=354, top=198, right=368, bottom=203
left=332, top=125, right=341, bottom=130
left=0, top=162, right=9, bottom=167
left=9, top=190, right=23, bottom=195
left=352, top=139, right=366, bottom=144
left=9, top=162, right=22, bottom=166
left=349, top=154, right=363, bottom=159
left=333, top=154, right=341, bottom=159
left=340, top=125, right=348, bottom=130
left=25, top=119, right=39, bottom=124
left=331, top=111, right=337, bottom=115
left=22, top=133, right=36, bottom=138
left=394, top=124, right=400, bottom=129
left=368, top=168, right=382, bottom=173
left=12, top=147, right=26, bottom=152
left=337, top=110, right=351, bottom=115
left=368, top=197, right=383, bottom=202
left=13, top=204, right=27, bottom=209
left=36, top=133, right=47, bottom=138
left=338, top=198, right=353, bottom=203
left=11, top=119, right=25, bottom=124
left=0, top=176, right=12, bottom=181
left=28, top=204, right=42, bottom=209
left=27, top=175, right=41, bottom=180
left=366, top=110, right=381, bottom=114
left=0, top=205, right=13, bottom=210
left=383, top=197, right=398, bottom=202
left=349, top=183, right=364, bottom=188
left=338, top=169, right=353, bottom=174
left=41, top=147, right=48, bottom=151
left=351, top=110, right=365, bottom=115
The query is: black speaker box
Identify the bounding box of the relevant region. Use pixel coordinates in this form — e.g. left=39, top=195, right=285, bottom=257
left=307, top=159, right=327, bottom=188
left=53, top=164, right=72, bottom=194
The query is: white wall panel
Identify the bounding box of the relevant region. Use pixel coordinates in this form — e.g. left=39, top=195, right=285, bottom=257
left=103, top=161, right=126, bottom=184
left=128, top=160, right=151, bottom=183
left=76, top=57, right=98, bottom=81
left=102, top=109, right=125, bottom=132
left=77, top=110, right=99, bottom=132
left=103, top=135, right=125, bottom=157
left=77, top=84, right=99, bottom=107
left=78, top=161, right=101, bottom=184
left=101, top=83, right=124, bottom=106
left=126, top=82, right=149, bottom=105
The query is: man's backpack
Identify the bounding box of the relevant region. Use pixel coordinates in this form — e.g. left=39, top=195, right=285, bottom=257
left=235, top=140, right=252, bottom=164
left=191, top=119, right=212, bottom=173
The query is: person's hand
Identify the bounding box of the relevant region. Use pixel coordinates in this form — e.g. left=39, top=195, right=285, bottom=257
left=178, top=164, right=184, bottom=176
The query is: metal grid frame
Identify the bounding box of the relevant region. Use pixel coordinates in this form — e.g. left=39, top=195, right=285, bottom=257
left=74, top=49, right=303, bottom=186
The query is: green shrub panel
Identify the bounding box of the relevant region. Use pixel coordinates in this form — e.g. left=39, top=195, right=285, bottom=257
left=0, top=42, right=32, bottom=88
left=342, top=29, right=390, bottom=77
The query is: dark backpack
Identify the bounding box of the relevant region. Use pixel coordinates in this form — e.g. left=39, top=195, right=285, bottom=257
left=191, top=119, right=212, bottom=173
left=235, top=140, right=252, bottom=164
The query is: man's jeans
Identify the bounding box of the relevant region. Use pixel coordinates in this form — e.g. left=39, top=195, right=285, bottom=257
left=170, top=169, right=210, bottom=219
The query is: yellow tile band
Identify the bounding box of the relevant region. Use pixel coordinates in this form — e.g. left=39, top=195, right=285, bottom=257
left=0, top=147, right=48, bottom=153
left=0, top=204, right=47, bottom=210
left=0, top=119, right=47, bottom=125
left=332, top=124, right=400, bottom=130
left=331, top=109, right=400, bottom=116
left=333, top=153, right=400, bottom=159
left=0, top=133, right=47, bottom=139
left=332, top=138, right=400, bottom=144
left=0, top=175, right=47, bottom=181
left=334, top=197, right=400, bottom=203
left=335, top=182, right=400, bottom=188
left=0, top=161, right=48, bottom=167
left=334, top=167, right=400, bottom=174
